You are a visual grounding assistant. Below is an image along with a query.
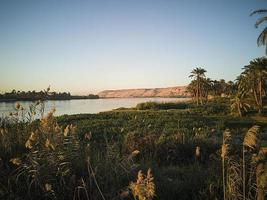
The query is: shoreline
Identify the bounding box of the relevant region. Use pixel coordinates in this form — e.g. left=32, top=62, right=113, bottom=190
left=0, top=96, right=191, bottom=103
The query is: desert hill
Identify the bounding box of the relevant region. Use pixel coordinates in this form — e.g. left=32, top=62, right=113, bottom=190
left=97, top=86, right=190, bottom=98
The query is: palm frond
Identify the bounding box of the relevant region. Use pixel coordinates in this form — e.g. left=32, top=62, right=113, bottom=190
left=250, top=9, right=267, bottom=16
left=257, top=27, right=267, bottom=54
left=257, top=27, right=267, bottom=46
left=255, top=16, right=267, bottom=28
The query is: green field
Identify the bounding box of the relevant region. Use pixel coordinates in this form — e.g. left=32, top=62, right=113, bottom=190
left=1, top=99, right=266, bottom=200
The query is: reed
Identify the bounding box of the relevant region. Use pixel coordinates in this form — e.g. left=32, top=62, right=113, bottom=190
left=130, top=168, right=155, bottom=200
left=253, top=147, right=267, bottom=200
left=242, top=125, right=260, bottom=200
left=221, top=129, right=231, bottom=200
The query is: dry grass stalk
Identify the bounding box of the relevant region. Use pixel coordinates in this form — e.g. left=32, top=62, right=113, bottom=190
left=221, top=144, right=229, bottom=159
left=226, top=158, right=243, bottom=200
left=195, top=146, right=201, bottom=158
left=130, top=168, right=155, bottom=200
left=243, top=125, right=260, bottom=200
left=253, top=147, right=267, bottom=200
left=243, top=125, right=260, bottom=149
left=221, top=129, right=231, bottom=200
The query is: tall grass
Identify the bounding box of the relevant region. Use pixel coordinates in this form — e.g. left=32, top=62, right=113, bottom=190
left=0, top=103, right=146, bottom=199
left=243, top=125, right=260, bottom=200
left=220, top=125, right=267, bottom=200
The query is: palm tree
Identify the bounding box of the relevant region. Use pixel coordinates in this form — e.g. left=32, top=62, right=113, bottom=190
left=219, top=79, right=227, bottom=96
left=226, top=81, right=235, bottom=96
left=204, top=78, right=213, bottom=99
left=187, top=80, right=197, bottom=102
left=242, top=57, right=267, bottom=114
left=250, top=9, right=267, bottom=54
left=236, top=74, right=250, bottom=96
left=189, top=67, right=207, bottom=105
left=231, top=92, right=250, bottom=117
left=211, top=80, right=221, bottom=96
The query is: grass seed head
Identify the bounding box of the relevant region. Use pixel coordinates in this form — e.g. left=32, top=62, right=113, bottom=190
left=221, top=144, right=229, bottom=159
left=10, top=158, right=22, bottom=166
left=195, top=146, right=201, bottom=158
left=243, top=125, right=260, bottom=149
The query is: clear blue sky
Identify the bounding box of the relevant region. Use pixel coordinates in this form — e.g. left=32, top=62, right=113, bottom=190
left=0, top=0, right=266, bottom=94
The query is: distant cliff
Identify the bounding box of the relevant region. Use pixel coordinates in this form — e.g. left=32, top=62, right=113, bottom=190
left=97, top=86, right=190, bottom=98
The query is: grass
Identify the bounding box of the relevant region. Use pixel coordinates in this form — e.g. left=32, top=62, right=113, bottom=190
left=0, top=99, right=266, bottom=199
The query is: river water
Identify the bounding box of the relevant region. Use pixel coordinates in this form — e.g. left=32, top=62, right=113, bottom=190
left=0, top=97, right=190, bottom=117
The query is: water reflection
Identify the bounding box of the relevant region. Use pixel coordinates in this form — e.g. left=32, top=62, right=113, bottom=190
left=0, top=98, right=190, bottom=117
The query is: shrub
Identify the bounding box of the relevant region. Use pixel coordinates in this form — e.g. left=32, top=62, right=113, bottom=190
left=136, top=101, right=189, bottom=110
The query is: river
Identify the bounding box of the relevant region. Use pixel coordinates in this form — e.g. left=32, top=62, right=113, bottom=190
left=0, top=97, right=190, bottom=117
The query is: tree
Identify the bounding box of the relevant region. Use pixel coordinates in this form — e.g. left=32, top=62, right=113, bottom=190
left=219, top=79, right=227, bottom=95
left=11, top=89, right=16, bottom=94
left=231, top=92, right=250, bottom=117
left=189, top=67, right=207, bottom=105
left=212, top=80, right=221, bottom=96
left=226, top=81, right=235, bottom=96
left=204, top=78, right=213, bottom=99
left=236, top=74, right=250, bottom=96
left=242, top=57, right=267, bottom=114
left=250, top=9, right=267, bottom=54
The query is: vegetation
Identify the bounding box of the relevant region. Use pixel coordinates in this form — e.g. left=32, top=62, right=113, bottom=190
left=136, top=101, right=189, bottom=110
left=187, top=56, right=267, bottom=117
left=0, top=87, right=99, bottom=102
left=0, top=97, right=266, bottom=199
left=239, top=57, right=267, bottom=114
left=188, top=67, right=207, bottom=105
left=250, top=9, right=267, bottom=54
left=187, top=75, right=237, bottom=105
left=130, top=169, right=155, bottom=200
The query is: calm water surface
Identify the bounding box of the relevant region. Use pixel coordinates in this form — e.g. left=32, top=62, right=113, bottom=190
left=0, top=98, right=190, bottom=116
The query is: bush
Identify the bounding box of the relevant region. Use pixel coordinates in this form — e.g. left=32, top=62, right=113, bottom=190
left=136, top=101, right=189, bottom=110
left=190, top=100, right=231, bottom=115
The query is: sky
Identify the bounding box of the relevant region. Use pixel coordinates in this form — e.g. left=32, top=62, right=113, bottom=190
left=0, top=0, right=266, bottom=95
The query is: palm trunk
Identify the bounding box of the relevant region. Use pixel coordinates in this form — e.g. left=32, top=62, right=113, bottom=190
left=252, top=74, right=260, bottom=109
left=198, top=78, right=203, bottom=105
left=258, top=76, right=262, bottom=114
left=238, top=103, right=242, bottom=117
left=253, top=89, right=259, bottom=108
left=200, top=83, right=203, bottom=105
left=197, top=79, right=200, bottom=105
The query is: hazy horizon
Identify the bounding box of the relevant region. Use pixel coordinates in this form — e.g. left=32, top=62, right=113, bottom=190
left=0, top=0, right=266, bottom=95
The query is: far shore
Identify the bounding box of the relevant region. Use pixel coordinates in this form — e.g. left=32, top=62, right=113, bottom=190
left=0, top=96, right=99, bottom=102
left=0, top=96, right=191, bottom=103
left=98, top=96, right=191, bottom=99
